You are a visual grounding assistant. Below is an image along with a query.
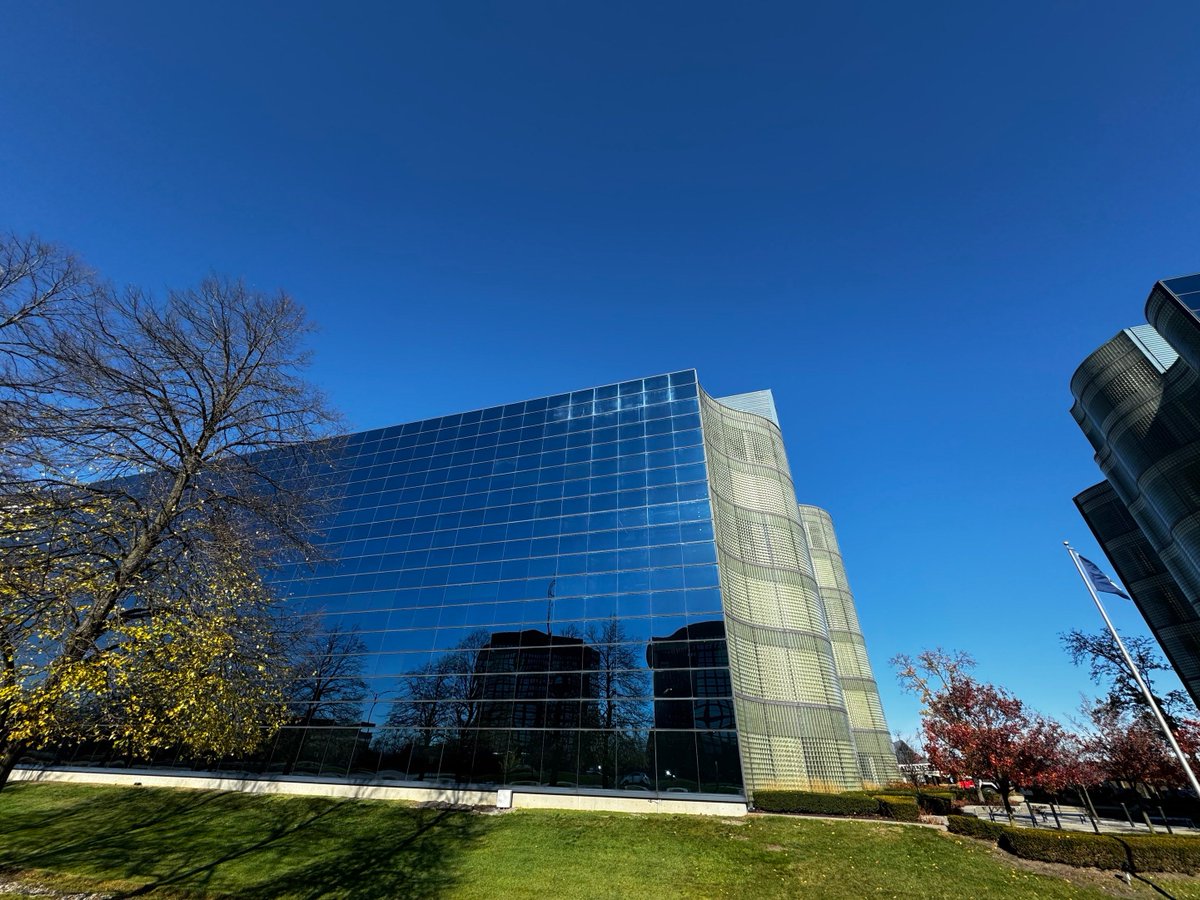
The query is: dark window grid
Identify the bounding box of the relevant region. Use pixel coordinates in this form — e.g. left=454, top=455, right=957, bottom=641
left=378, top=396, right=686, bottom=452
left=330, top=451, right=706, bottom=516
left=283, top=561, right=720, bottom=602
left=301, top=603, right=718, bottom=634
left=363, top=665, right=729, bottom=683
left=282, top=583, right=711, bottom=613
left=309, top=535, right=714, bottom=585
left=328, top=417, right=691, bottom=473
left=276, top=559, right=721, bottom=608
left=372, top=729, right=729, bottom=741
left=374, top=672, right=729, bottom=696
left=286, top=614, right=720, bottom=657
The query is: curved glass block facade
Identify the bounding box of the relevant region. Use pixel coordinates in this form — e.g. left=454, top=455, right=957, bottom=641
left=49, top=370, right=898, bottom=798
left=700, top=393, right=898, bottom=792
left=798, top=505, right=899, bottom=785
left=1071, top=274, right=1200, bottom=708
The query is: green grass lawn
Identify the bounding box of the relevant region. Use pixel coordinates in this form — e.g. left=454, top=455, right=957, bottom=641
left=0, top=782, right=1130, bottom=898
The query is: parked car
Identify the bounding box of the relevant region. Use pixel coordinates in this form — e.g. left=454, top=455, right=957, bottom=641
left=619, top=772, right=652, bottom=790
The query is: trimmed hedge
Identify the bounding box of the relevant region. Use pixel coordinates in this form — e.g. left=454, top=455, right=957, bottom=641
left=873, top=795, right=921, bottom=822
left=946, top=815, right=1007, bottom=842
left=914, top=793, right=955, bottom=816
left=999, top=829, right=1127, bottom=870
left=752, top=789, right=969, bottom=824
left=954, top=822, right=1200, bottom=874
left=753, top=790, right=883, bottom=817
left=1120, top=834, right=1200, bottom=874
left=876, top=788, right=956, bottom=816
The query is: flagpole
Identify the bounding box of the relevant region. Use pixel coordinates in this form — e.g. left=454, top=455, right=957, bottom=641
left=1064, top=541, right=1200, bottom=798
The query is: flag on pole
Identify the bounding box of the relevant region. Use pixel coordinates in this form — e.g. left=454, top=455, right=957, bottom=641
left=1076, top=555, right=1130, bottom=599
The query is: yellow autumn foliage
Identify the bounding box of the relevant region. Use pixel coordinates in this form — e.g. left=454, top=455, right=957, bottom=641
left=1, top=496, right=293, bottom=761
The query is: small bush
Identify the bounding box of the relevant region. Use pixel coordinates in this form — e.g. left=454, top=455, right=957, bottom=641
left=946, top=815, right=1006, bottom=842
left=870, top=787, right=956, bottom=815
left=914, top=793, right=954, bottom=816
left=999, top=829, right=1127, bottom=870
left=753, top=790, right=881, bottom=817
left=873, top=795, right=921, bottom=822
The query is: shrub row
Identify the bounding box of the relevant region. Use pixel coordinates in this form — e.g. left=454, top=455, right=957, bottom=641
left=999, top=829, right=1127, bottom=870
left=1120, top=834, right=1200, bottom=874
left=946, top=815, right=1007, bottom=841
left=753, top=790, right=923, bottom=821
left=882, top=790, right=955, bottom=816
left=872, top=795, right=921, bottom=822
left=949, top=815, right=1200, bottom=874
left=754, top=790, right=881, bottom=817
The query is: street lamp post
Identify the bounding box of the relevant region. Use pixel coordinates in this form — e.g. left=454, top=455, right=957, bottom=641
left=1065, top=541, right=1200, bottom=799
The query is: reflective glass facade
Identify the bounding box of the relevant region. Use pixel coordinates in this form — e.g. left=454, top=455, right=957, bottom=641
left=51, top=369, right=900, bottom=798
left=269, top=369, right=737, bottom=795
left=1071, top=274, right=1200, bottom=708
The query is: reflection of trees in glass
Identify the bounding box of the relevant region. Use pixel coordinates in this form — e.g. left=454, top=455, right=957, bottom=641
left=277, top=624, right=369, bottom=775
left=582, top=616, right=650, bottom=789
left=586, top=616, right=650, bottom=731
left=371, top=619, right=655, bottom=788
left=288, top=625, right=370, bottom=726
left=375, top=629, right=490, bottom=779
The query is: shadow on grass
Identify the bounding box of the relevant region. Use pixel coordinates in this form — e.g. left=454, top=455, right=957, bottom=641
left=1110, top=838, right=1179, bottom=900
left=0, top=783, right=490, bottom=899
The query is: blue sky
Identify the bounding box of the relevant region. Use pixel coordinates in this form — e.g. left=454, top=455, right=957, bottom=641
left=4, top=1, right=1200, bottom=738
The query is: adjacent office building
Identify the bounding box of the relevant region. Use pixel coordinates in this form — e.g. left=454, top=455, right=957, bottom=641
left=1071, top=275, right=1200, bottom=707
left=62, top=370, right=899, bottom=798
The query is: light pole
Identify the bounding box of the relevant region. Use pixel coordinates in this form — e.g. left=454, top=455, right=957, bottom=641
left=1065, top=541, right=1200, bottom=799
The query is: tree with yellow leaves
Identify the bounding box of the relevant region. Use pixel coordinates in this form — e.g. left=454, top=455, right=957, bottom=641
left=0, top=233, right=338, bottom=789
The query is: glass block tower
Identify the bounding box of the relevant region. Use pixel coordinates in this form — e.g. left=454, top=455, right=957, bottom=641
left=1071, top=275, right=1200, bottom=708
left=66, top=370, right=898, bottom=798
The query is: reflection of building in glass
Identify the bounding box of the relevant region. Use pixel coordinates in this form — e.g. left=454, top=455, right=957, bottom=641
left=47, top=370, right=899, bottom=797
left=474, top=629, right=600, bottom=732
left=647, top=621, right=734, bottom=731
left=1071, top=275, right=1200, bottom=707
left=647, top=621, right=739, bottom=789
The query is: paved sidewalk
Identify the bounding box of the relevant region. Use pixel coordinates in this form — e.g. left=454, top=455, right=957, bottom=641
left=963, top=802, right=1200, bottom=836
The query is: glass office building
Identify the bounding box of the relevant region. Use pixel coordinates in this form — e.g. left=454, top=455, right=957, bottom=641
left=1071, top=275, right=1200, bottom=708
left=59, top=370, right=898, bottom=799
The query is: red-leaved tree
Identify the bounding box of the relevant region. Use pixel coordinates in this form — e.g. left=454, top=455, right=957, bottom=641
left=1081, top=702, right=1181, bottom=793
left=894, top=648, right=1078, bottom=821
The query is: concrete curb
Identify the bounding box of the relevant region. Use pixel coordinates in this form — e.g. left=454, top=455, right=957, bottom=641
left=10, top=767, right=748, bottom=818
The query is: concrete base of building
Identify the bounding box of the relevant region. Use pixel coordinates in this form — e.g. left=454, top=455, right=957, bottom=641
left=509, top=790, right=745, bottom=816
left=9, top=767, right=748, bottom=817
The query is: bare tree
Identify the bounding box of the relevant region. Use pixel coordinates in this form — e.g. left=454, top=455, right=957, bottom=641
left=587, top=616, right=650, bottom=732
left=0, top=236, right=338, bottom=790
left=384, top=630, right=491, bottom=745
left=890, top=647, right=976, bottom=709
left=0, top=235, right=98, bottom=482
left=1061, top=628, right=1193, bottom=722
left=287, top=625, right=370, bottom=727
left=583, top=616, right=650, bottom=789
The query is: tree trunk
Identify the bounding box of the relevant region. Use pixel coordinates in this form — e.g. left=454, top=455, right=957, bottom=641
left=999, top=777, right=1015, bottom=823
left=0, top=739, right=26, bottom=792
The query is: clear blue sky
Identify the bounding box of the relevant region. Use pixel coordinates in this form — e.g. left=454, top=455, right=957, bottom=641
left=4, top=1, right=1199, bottom=739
